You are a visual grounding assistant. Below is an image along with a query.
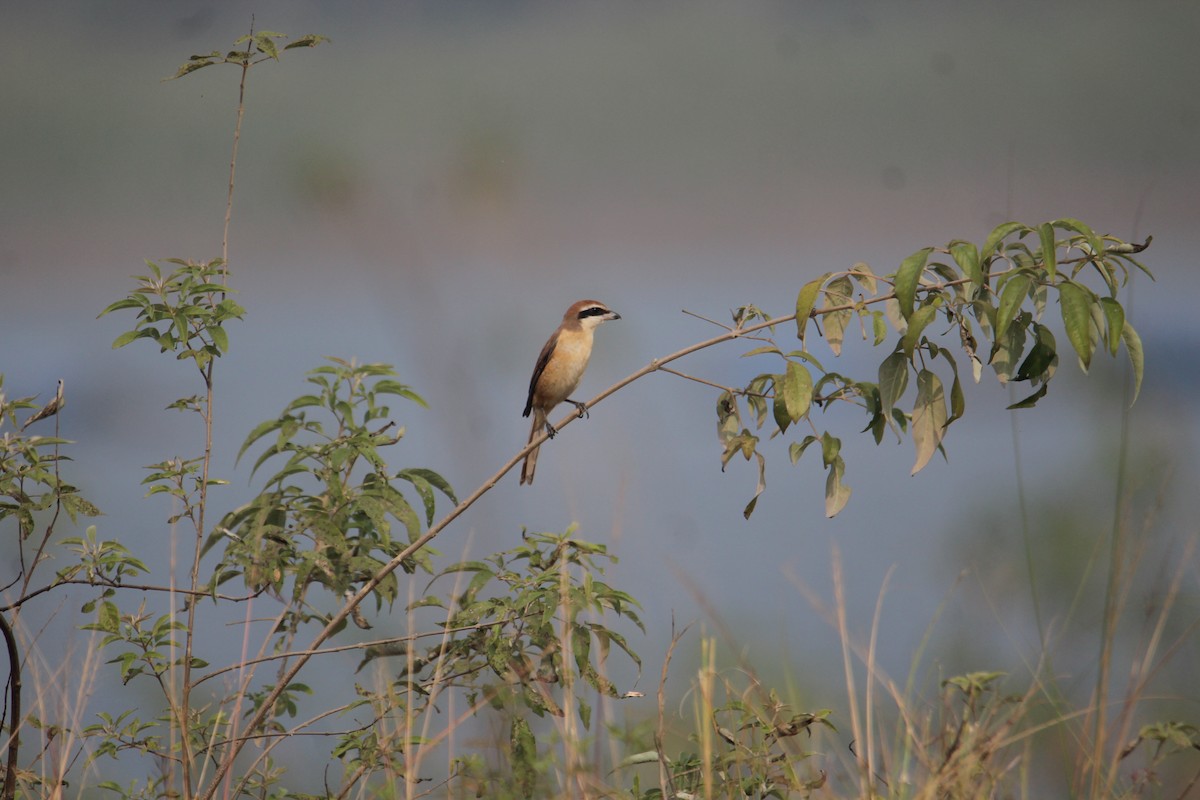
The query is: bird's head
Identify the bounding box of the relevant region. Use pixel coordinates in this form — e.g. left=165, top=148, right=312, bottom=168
left=566, top=299, right=621, bottom=329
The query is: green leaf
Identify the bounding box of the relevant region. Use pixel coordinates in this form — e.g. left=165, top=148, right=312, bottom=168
left=210, top=325, right=229, bottom=354
left=981, top=221, right=1028, bottom=262
left=1099, top=297, right=1125, bottom=357
left=111, top=329, right=144, bottom=349
left=98, top=601, right=120, bottom=634
left=1038, top=222, right=1058, bottom=281
left=1014, top=323, right=1058, bottom=384
left=995, top=272, right=1031, bottom=341
left=878, top=350, right=909, bottom=415
left=949, top=242, right=982, bottom=296
left=871, top=310, right=887, bottom=345
left=237, top=418, right=284, bottom=464
left=1007, top=383, right=1049, bottom=409
left=740, top=345, right=782, bottom=359
left=948, top=367, right=965, bottom=425
left=989, top=312, right=1027, bottom=383
left=1052, top=217, right=1105, bottom=262
left=910, top=369, right=946, bottom=475
left=789, top=435, right=819, bottom=464
left=821, top=276, right=854, bottom=356
left=285, top=34, right=332, bottom=50
left=742, top=451, right=766, bottom=519
left=781, top=361, right=813, bottom=423
left=900, top=303, right=938, bottom=358
left=97, top=297, right=143, bottom=316
left=1121, top=320, right=1144, bottom=403
left=894, top=247, right=933, bottom=320
left=772, top=392, right=791, bottom=434
left=254, top=34, right=281, bottom=59
left=398, top=467, right=457, bottom=505
left=850, top=261, right=877, bottom=294
left=819, top=431, right=841, bottom=467
left=795, top=273, right=830, bottom=343
left=1058, top=280, right=1096, bottom=370
left=824, top=456, right=851, bottom=517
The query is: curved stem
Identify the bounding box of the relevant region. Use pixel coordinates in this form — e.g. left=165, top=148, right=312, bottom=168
left=0, top=612, right=20, bottom=800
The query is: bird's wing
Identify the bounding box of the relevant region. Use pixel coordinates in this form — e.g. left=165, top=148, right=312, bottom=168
left=523, top=330, right=559, bottom=417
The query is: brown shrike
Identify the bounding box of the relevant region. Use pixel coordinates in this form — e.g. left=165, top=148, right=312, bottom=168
left=520, top=299, right=621, bottom=485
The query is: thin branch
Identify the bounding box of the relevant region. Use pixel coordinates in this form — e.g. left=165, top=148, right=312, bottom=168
left=0, top=580, right=265, bottom=614
left=680, top=309, right=733, bottom=330
left=656, top=366, right=741, bottom=395
left=193, top=616, right=523, bottom=687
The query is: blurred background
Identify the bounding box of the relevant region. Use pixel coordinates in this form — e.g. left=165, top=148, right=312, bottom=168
left=3, top=0, right=1198, bottom=792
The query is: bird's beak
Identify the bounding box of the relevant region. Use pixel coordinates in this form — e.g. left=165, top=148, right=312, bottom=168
left=610, top=311, right=622, bottom=320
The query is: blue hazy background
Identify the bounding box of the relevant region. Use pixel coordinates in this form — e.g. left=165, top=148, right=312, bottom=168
left=3, top=0, right=1198, bottom=791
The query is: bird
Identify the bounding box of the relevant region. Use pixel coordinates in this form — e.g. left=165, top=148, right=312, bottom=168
left=520, top=299, right=621, bottom=485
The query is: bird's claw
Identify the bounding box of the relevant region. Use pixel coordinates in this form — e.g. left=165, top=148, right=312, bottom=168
left=569, top=400, right=589, bottom=419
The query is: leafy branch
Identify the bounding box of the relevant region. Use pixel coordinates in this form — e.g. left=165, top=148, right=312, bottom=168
left=196, top=221, right=1150, bottom=795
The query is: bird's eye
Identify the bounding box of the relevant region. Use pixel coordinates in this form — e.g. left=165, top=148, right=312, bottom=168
left=577, top=306, right=609, bottom=319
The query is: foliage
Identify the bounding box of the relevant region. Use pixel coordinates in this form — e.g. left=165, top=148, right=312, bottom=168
left=717, top=222, right=1151, bottom=518
left=646, top=646, right=833, bottom=800
left=211, top=357, right=450, bottom=638
left=0, top=377, right=98, bottom=547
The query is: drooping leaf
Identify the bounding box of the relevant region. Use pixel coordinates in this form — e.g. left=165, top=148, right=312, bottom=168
left=789, top=435, right=819, bottom=465
left=1099, top=297, right=1125, bottom=357
left=773, top=391, right=791, bottom=434
left=910, top=369, right=946, bottom=475
left=878, top=351, right=909, bottom=415
left=824, top=456, right=851, bottom=518
left=871, top=310, right=888, bottom=345
left=1052, top=217, right=1105, bottom=263
left=1014, top=323, right=1058, bottom=384
left=1057, top=280, right=1096, bottom=371
left=995, top=272, right=1031, bottom=342
left=850, top=261, right=877, bottom=294
left=949, top=241, right=982, bottom=296
left=934, top=348, right=965, bottom=426
left=794, top=273, right=830, bottom=343
left=1007, top=382, right=1049, bottom=409
left=781, top=361, right=813, bottom=423
left=894, top=247, right=933, bottom=320
left=819, top=431, right=840, bottom=467
left=1121, top=320, right=1144, bottom=403
left=989, top=312, right=1027, bottom=384
left=900, top=303, right=938, bottom=358
left=742, top=451, right=767, bottom=519
left=1037, top=222, right=1058, bottom=281
left=821, top=276, right=854, bottom=356
left=981, top=221, right=1028, bottom=262
left=948, top=367, right=965, bottom=425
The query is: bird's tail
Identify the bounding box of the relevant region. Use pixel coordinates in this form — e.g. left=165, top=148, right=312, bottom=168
left=520, top=409, right=545, bottom=485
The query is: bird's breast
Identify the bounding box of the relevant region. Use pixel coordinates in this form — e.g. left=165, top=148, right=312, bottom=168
left=536, top=333, right=593, bottom=407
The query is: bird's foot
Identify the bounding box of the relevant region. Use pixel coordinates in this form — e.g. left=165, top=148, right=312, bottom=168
left=543, top=421, right=557, bottom=439
left=568, top=399, right=589, bottom=419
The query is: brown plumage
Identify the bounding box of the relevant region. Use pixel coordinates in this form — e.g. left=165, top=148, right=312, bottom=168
left=520, top=300, right=620, bottom=485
